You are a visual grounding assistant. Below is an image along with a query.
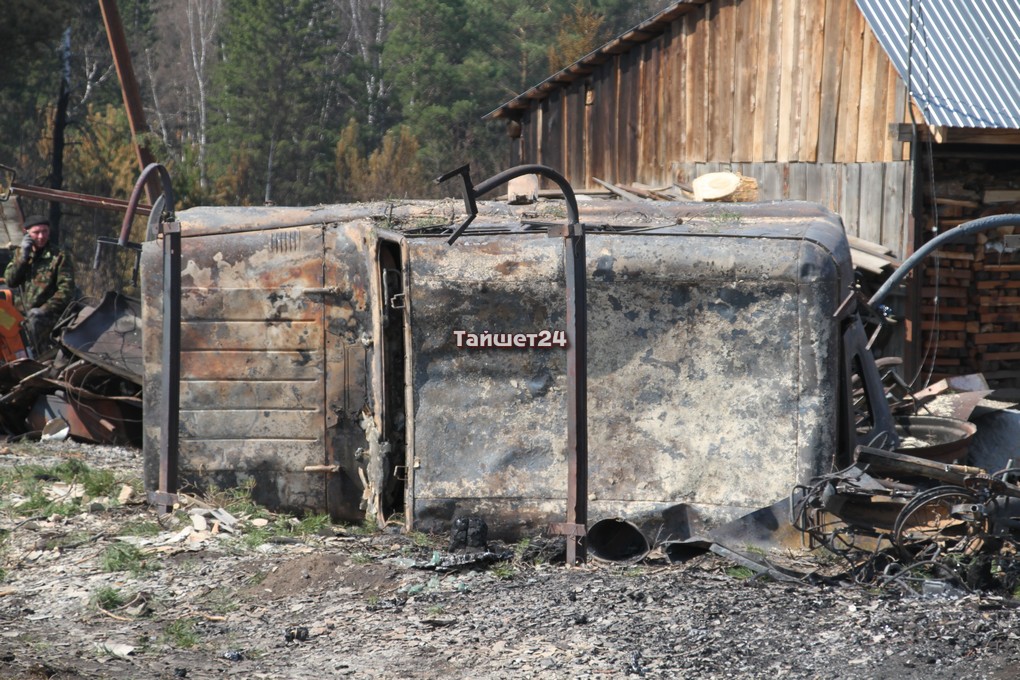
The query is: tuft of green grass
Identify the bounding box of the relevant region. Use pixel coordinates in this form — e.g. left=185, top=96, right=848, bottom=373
left=513, top=538, right=531, bottom=562
left=294, top=513, right=330, bottom=535
left=245, top=570, right=268, bottom=587
left=100, top=542, right=152, bottom=575
left=490, top=564, right=516, bottom=580
left=200, top=478, right=268, bottom=520
left=164, top=618, right=199, bottom=649
left=203, top=587, right=241, bottom=615
left=240, top=526, right=271, bottom=550
left=726, top=566, right=756, bottom=580
left=90, top=586, right=126, bottom=611
left=0, top=460, right=133, bottom=517
left=349, top=516, right=379, bottom=536
left=408, top=531, right=435, bottom=548
left=119, top=520, right=162, bottom=537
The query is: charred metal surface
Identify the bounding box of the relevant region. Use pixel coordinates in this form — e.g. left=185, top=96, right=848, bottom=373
left=323, top=221, right=374, bottom=522
left=143, top=209, right=379, bottom=519
left=437, top=163, right=589, bottom=562
left=60, top=292, right=142, bottom=383
left=28, top=390, right=140, bottom=446
left=140, top=199, right=856, bottom=538
left=408, top=201, right=853, bottom=539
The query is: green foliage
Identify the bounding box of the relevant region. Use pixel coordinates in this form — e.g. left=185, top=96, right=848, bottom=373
left=3, top=0, right=665, bottom=210
left=547, top=2, right=606, bottom=72
left=490, top=563, right=516, bottom=580
left=0, top=459, right=130, bottom=517
left=336, top=119, right=424, bottom=201
left=90, top=586, right=126, bottom=611
left=119, top=520, right=162, bottom=537
left=409, top=531, right=436, bottom=548
left=513, top=537, right=531, bottom=561
left=348, top=515, right=379, bottom=537
left=726, top=566, right=756, bottom=580
left=294, top=514, right=331, bottom=535
left=239, top=526, right=270, bottom=550
left=100, top=542, right=152, bottom=575
left=164, top=618, right=200, bottom=649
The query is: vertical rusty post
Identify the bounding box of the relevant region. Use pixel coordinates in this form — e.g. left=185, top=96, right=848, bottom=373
left=99, top=0, right=160, bottom=206
left=438, top=163, right=588, bottom=564
left=563, top=224, right=588, bottom=565
left=113, top=164, right=179, bottom=512
left=158, top=220, right=182, bottom=513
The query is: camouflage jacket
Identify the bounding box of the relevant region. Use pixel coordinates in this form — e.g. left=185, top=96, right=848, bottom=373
left=3, top=241, right=75, bottom=316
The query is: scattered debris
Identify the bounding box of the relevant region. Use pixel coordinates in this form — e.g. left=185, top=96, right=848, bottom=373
left=0, top=292, right=141, bottom=446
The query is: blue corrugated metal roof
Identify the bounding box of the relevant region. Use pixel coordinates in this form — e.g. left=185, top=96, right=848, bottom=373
left=857, top=0, right=1020, bottom=129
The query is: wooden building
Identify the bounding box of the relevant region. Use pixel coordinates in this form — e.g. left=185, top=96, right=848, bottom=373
left=487, top=0, right=1020, bottom=382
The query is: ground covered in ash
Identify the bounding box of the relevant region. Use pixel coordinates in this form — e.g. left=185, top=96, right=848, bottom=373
left=1, top=441, right=1020, bottom=679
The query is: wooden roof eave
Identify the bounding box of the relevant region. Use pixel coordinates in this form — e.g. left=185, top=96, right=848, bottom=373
left=484, top=0, right=712, bottom=121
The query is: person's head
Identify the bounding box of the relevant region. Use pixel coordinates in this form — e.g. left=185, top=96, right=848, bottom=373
left=23, top=215, right=50, bottom=251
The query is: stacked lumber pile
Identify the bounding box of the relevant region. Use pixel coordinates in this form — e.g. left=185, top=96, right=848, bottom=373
left=921, top=194, right=1020, bottom=378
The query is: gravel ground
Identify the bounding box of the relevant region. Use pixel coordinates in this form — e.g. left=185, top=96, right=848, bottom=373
left=2, top=440, right=1020, bottom=679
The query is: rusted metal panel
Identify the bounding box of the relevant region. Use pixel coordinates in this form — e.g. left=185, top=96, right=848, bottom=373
left=142, top=198, right=854, bottom=540
left=407, top=202, right=852, bottom=539
left=144, top=221, right=326, bottom=515
left=28, top=391, right=141, bottom=447
left=60, top=292, right=143, bottom=383
left=323, top=221, right=374, bottom=522
left=143, top=210, right=382, bottom=519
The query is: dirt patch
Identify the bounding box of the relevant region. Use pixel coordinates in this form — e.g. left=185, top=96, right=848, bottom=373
left=3, top=441, right=1020, bottom=679
left=239, top=554, right=400, bottom=600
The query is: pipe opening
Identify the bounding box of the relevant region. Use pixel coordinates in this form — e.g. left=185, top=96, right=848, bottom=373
left=587, top=518, right=650, bottom=562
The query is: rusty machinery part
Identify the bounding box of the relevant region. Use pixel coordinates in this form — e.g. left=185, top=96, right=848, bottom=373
left=850, top=357, right=915, bottom=419
left=877, top=558, right=973, bottom=597
left=891, top=485, right=988, bottom=562
left=119, top=162, right=175, bottom=246
left=435, top=163, right=580, bottom=245
left=790, top=469, right=896, bottom=578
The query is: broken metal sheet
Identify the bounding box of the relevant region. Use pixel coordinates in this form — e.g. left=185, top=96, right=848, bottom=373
left=663, top=540, right=810, bottom=584
left=0, top=358, right=48, bottom=390
left=28, top=391, right=141, bottom=446
left=59, top=359, right=141, bottom=398
left=892, top=415, right=977, bottom=464
left=60, top=292, right=143, bottom=384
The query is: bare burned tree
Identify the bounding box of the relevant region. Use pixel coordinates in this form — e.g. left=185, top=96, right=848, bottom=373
left=147, top=0, right=223, bottom=192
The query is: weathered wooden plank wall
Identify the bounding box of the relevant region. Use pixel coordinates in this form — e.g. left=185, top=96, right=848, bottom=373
left=670, top=160, right=912, bottom=255
left=517, top=0, right=916, bottom=254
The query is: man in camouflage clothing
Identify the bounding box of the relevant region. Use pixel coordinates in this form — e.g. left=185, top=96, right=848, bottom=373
left=3, top=215, right=75, bottom=353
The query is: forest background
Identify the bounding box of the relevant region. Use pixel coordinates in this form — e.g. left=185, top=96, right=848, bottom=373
left=1, top=0, right=659, bottom=295
left=1, top=1, right=660, bottom=282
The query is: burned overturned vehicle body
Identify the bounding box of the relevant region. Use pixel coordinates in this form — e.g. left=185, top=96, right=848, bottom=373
left=141, top=185, right=888, bottom=545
